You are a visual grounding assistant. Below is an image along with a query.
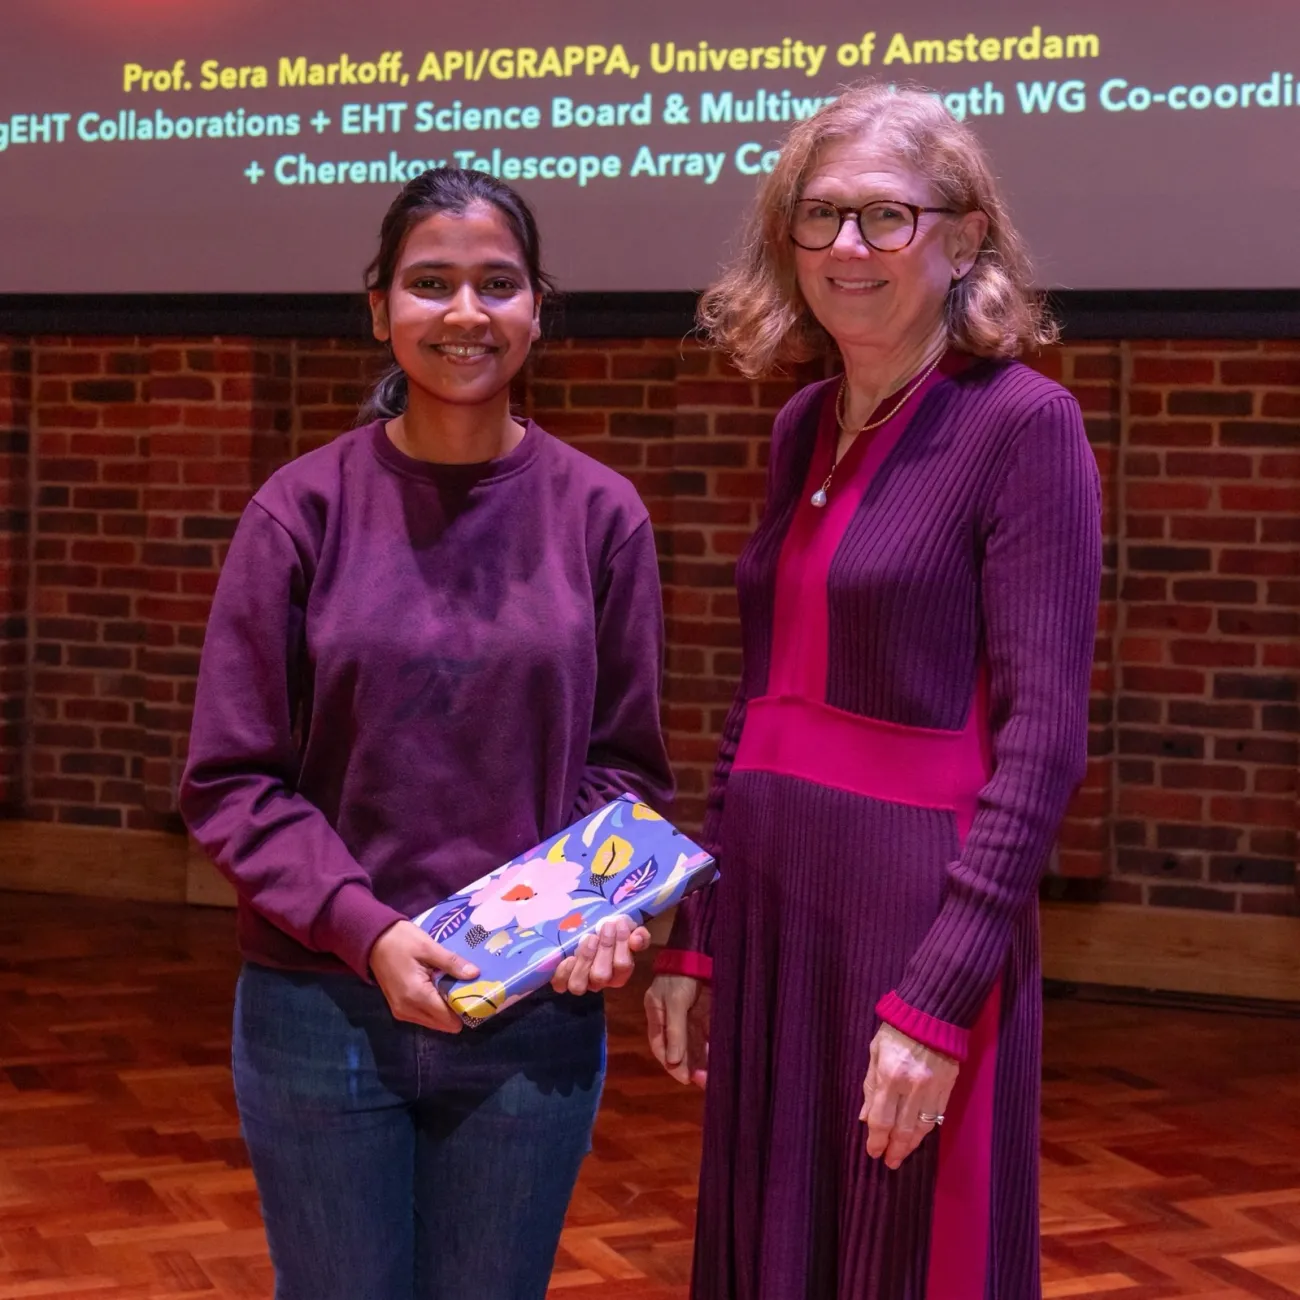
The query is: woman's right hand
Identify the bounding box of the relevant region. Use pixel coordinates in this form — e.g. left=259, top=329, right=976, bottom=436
left=645, top=974, right=710, bottom=1088
left=369, top=920, right=480, bottom=1035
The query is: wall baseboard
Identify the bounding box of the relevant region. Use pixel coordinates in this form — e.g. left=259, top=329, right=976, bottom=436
left=1039, top=900, right=1300, bottom=1003
left=0, top=821, right=235, bottom=908
left=2, top=823, right=1296, bottom=1000
left=0, top=820, right=188, bottom=903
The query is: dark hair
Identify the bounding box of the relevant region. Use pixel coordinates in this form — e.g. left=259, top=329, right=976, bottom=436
left=360, top=168, right=554, bottom=422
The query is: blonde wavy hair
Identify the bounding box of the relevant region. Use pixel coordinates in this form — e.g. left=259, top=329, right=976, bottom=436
left=698, top=81, right=1057, bottom=377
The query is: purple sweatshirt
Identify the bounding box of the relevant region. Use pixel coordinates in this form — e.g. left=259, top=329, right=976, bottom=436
left=180, top=419, right=674, bottom=979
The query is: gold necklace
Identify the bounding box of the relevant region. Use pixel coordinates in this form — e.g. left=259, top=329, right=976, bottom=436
left=810, top=350, right=945, bottom=508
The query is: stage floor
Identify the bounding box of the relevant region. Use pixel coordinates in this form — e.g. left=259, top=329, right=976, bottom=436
left=1, top=891, right=1297, bottom=1298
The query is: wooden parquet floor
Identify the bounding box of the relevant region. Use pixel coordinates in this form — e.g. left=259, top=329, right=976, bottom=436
left=1, top=891, right=1297, bottom=1299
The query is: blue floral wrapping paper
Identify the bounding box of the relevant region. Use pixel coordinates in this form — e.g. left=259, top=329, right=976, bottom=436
left=412, top=793, right=717, bottom=1026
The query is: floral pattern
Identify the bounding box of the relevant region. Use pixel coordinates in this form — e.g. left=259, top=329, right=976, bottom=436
left=467, top=856, right=583, bottom=930
left=412, top=793, right=716, bottom=1027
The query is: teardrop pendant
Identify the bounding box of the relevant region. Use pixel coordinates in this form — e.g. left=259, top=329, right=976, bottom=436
left=810, top=488, right=828, bottom=508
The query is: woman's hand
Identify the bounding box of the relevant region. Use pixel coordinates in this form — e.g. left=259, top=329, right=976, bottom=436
left=551, top=917, right=650, bottom=995
left=645, top=974, right=710, bottom=1088
left=861, top=1023, right=959, bottom=1169
left=369, top=920, right=479, bottom=1035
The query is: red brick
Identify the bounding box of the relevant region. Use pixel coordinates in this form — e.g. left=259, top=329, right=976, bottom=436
left=715, top=472, right=768, bottom=499
left=1070, top=385, right=1118, bottom=415
left=677, top=380, right=756, bottom=407
left=1261, top=518, right=1300, bottom=544
left=1266, top=581, right=1300, bottom=606
left=1171, top=578, right=1256, bottom=604
left=62, top=427, right=138, bottom=456
left=1219, top=549, right=1300, bottom=577
left=1218, top=609, right=1300, bottom=637
left=1220, top=358, right=1300, bottom=386
left=1219, top=485, right=1299, bottom=513
left=69, top=541, right=137, bottom=566
left=1117, top=788, right=1204, bottom=821
left=1131, top=357, right=1215, bottom=385
left=1164, top=452, right=1253, bottom=478
left=1221, top=420, right=1300, bottom=449
left=1254, top=769, right=1297, bottom=795
left=1128, top=546, right=1210, bottom=573
left=148, top=376, right=215, bottom=401
left=1208, top=796, right=1297, bottom=829
left=36, top=350, right=102, bottom=376
left=1123, top=452, right=1161, bottom=477
left=1119, top=636, right=1164, bottom=664
left=1170, top=516, right=1256, bottom=544
left=1072, top=354, right=1119, bottom=382
left=1167, top=390, right=1253, bottom=417
left=1260, top=453, right=1300, bottom=478
left=1121, top=576, right=1169, bottom=601
left=1160, top=763, right=1247, bottom=792
left=1147, top=884, right=1235, bottom=912
left=1121, top=666, right=1206, bottom=695
left=1261, top=391, right=1300, bottom=418
left=1126, top=483, right=1211, bottom=511
left=1125, top=516, right=1164, bottom=540
left=1170, top=640, right=1257, bottom=669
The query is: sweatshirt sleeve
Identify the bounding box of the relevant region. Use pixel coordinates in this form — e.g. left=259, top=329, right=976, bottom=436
left=876, top=396, right=1102, bottom=1059
left=179, top=499, right=405, bottom=979
left=569, top=516, right=676, bottom=820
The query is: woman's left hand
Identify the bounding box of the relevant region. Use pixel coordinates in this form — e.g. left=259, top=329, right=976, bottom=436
left=550, top=917, right=650, bottom=995
left=861, top=1023, right=960, bottom=1170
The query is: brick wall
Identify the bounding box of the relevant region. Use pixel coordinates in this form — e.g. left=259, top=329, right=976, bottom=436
left=1113, top=343, right=1300, bottom=916
left=0, top=340, right=30, bottom=813
left=0, top=332, right=1295, bottom=917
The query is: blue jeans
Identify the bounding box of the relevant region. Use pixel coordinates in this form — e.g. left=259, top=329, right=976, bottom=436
left=232, top=962, right=606, bottom=1300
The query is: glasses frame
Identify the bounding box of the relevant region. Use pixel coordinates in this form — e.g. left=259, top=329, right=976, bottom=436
left=789, top=199, right=959, bottom=253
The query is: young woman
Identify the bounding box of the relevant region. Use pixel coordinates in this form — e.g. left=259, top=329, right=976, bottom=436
left=181, top=168, right=673, bottom=1300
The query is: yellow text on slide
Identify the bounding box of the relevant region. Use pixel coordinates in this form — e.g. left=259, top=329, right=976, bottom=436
left=123, top=60, right=189, bottom=92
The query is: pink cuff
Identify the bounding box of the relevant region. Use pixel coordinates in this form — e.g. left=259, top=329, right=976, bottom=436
left=875, top=991, right=970, bottom=1062
left=653, top=948, right=713, bottom=980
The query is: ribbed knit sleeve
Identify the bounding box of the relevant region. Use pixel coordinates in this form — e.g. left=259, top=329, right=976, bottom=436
left=878, top=395, right=1101, bottom=1052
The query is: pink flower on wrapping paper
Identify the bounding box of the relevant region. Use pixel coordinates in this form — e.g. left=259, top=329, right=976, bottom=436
left=468, top=857, right=583, bottom=930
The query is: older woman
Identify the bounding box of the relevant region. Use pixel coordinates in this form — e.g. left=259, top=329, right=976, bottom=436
left=645, top=84, right=1101, bottom=1299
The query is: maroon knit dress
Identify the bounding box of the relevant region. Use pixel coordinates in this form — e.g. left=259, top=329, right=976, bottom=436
left=658, top=354, right=1102, bottom=1299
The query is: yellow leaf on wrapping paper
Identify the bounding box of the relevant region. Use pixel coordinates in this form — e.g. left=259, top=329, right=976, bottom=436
left=590, top=834, right=634, bottom=879
left=485, top=932, right=512, bottom=955
left=447, top=980, right=508, bottom=1022
left=546, top=834, right=571, bottom=863
left=631, top=803, right=663, bottom=821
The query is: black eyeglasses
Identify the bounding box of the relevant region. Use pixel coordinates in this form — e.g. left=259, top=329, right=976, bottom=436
left=789, top=199, right=958, bottom=252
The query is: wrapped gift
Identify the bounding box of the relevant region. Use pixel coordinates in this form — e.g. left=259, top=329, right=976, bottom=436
left=412, top=793, right=716, bottom=1026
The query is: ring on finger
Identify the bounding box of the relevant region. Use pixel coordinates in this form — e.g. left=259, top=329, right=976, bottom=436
left=918, top=1112, right=945, bottom=1126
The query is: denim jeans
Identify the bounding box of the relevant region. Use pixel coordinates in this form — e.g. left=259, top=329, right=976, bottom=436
left=232, top=962, right=606, bottom=1300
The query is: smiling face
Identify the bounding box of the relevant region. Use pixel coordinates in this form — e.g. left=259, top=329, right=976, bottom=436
left=368, top=200, right=541, bottom=410
left=792, top=132, right=987, bottom=355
